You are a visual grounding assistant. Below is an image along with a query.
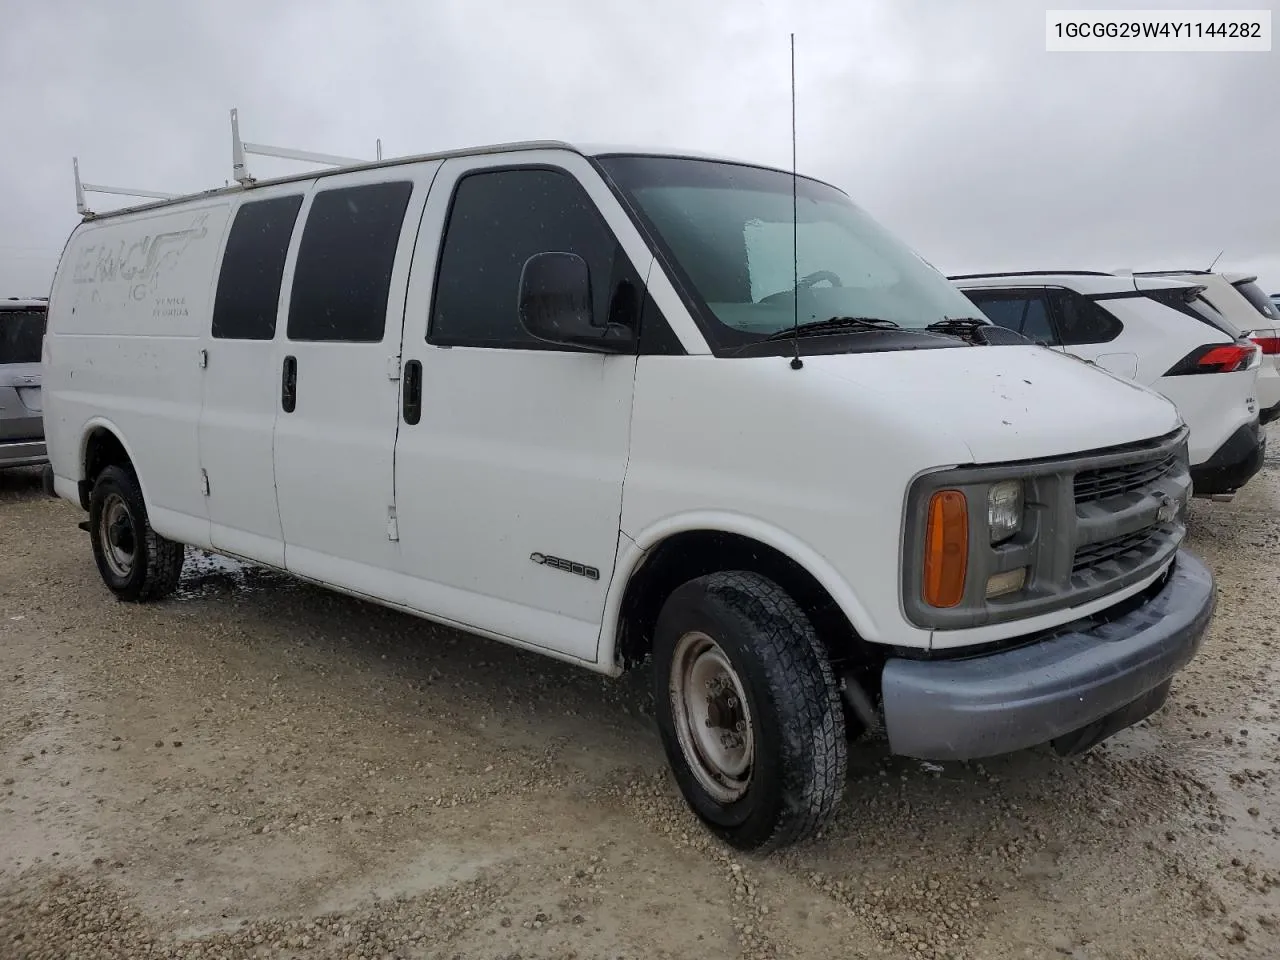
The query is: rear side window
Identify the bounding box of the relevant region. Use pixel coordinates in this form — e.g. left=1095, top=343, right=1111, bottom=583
left=288, top=181, right=414, bottom=342
left=1232, top=280, right=1280, bottom=323
left=430, top=168, right=633, bottom=350
left=1139, top=288, right=1238, bottom=336
left=962, top=291, right=1056, bottom=343
left=212, top=195, right=304, bottom=340
left=0, top=309, right=46, bottom=364
left=1054, top=291, right=1123, bottom=345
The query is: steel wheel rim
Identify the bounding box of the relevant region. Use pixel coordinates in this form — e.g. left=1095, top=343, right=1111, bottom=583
left=670, top=630, right=754, bottom=803
left=100, top=494, right=137, bottom=579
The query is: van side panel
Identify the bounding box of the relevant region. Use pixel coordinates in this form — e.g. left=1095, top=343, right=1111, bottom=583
left=45, top=203, right=233, bottom=547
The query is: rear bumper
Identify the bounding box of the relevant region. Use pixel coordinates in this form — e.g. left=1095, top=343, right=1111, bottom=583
left=881, top=550, right=1214, bottom=760
left=0, top=438, right=47, bottom=468
left=1190, top=419, right=1265, bottom=495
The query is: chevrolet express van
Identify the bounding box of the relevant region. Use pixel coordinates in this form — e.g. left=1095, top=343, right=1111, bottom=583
left=43, top=141, right=1215, bottom=850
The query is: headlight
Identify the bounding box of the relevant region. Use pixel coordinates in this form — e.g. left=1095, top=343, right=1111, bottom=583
left=987, top=480, right=1024, bottom=544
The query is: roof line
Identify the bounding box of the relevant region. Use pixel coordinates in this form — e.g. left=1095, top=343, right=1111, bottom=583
left=947, top=270, right=1114, bottom=280
left=76, top=138, right=848, bottom=223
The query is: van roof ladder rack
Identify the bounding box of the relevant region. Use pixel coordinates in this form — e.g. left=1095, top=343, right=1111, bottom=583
left=231, top=107, right=383, bottom=186
left=73, top=157, right=178, bottom=217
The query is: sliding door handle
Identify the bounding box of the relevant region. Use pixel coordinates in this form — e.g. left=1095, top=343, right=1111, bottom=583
left=402, top=359, right=422, bottom=425
left=281, top=355, right=297, bottom=413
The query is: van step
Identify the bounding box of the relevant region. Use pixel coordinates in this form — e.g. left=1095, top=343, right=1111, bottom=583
left=77, top=520, right=91, bottom=533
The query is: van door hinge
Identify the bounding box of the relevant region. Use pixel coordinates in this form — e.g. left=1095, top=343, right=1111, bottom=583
left=198, top=349, right=208, bottom=369
left=200, top=469, right=210, bottom=496
left=387, top=355, right=401, bottom=381
left=386, top=505, right=399, bottom=541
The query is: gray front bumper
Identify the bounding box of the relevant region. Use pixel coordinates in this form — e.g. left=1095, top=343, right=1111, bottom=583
left=0, top=439, right=47, bottom=468
left=881, top=549, right=1215, bottom=760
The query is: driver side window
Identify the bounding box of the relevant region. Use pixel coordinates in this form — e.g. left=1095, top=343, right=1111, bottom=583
left=430, top=168, right=635, bottom=350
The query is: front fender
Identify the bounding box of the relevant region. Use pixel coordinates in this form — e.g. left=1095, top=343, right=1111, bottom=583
left=596, top=510, right=910, bottom=672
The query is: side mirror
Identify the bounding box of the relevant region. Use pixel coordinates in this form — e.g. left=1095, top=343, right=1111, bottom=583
left=518, top=252, right=631, bottom=352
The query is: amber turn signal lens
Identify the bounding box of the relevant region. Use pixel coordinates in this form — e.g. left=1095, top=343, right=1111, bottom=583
left=924, top=490, right=968, bottom=608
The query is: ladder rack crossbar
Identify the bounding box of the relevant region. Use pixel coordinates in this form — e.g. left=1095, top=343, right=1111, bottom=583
left=80, top=182, right=179, bottom=201
left=240, top=141, right=364, bottom=167
left=231, top=107, right=380, bottom=186
left=73, top=156, right=178, bottom=216
left=72, top=109, right=386, bottom=216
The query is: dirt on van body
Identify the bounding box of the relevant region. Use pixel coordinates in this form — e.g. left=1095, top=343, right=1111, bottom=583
left=1, top=432, right=1278, bottom=960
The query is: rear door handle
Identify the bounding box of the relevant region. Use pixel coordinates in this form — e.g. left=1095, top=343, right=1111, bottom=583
left=402, top=359, right=422, bottom=425
left=281, top=355, right=297, bottom=413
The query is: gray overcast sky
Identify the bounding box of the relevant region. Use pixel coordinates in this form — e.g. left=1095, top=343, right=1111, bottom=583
left=1, top=0, right=1277, bottom=297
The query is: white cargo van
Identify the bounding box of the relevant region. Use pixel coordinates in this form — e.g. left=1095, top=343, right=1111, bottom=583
left=43, top=141, right=1215, bottom=850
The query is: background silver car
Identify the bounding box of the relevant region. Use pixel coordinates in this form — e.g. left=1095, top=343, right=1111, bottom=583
left=0, top=297, right=47, bottom=469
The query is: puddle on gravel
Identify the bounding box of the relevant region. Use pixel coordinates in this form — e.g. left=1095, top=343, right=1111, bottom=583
left=176, top=549, right=293, bottom=601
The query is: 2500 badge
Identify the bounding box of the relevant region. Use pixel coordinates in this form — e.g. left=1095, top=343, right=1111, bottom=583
left=530, top=552, right=600, bottom=581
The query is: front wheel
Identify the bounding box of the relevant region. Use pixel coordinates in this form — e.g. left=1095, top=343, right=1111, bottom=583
left=653, top=571, right=847, bottom=851
left=88, top=465, right=185, bottom=602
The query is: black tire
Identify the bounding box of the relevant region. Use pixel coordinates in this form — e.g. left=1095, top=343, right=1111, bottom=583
left=88, top=465, right=185, bottom=602
left=652, top=571, right=846, bottom=851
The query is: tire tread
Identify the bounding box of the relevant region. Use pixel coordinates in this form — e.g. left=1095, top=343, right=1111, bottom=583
left=90, top=465, right=185, bottom=603
left=701, top=571, right=846, bottom=849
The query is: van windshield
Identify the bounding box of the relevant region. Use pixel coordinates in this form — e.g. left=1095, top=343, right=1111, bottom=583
left=596, top=155, right=987, bottom=352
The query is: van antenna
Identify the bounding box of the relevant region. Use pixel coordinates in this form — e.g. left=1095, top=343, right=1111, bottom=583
left=1207, top=249, right=1224, bottom=271
left=788, top=32, right=803, bottom=370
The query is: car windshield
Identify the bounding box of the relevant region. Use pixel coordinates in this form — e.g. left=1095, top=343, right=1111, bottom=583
left=0, top=308, right=45, bottom=364
left=597, top=155, right=987, bottom=350
left=1231, top=279, right=1280, bottom=323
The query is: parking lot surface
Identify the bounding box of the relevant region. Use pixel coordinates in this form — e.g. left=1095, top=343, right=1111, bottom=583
left=2, top=434, right=1278, bottom=960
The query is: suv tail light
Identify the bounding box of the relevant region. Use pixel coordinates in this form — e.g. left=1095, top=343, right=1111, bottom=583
left=1164, top=342, right=1258, bottom=376
left=1245, top=332, right=1279, bottom=355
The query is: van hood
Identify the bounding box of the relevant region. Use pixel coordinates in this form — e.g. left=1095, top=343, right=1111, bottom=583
left=803, top=344, right=1180, bottom=464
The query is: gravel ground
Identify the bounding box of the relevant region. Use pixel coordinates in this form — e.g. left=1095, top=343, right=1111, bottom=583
left=1, top=430, right=1278, bottom=960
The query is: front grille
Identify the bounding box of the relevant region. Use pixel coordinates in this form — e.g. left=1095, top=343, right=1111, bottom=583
left=1073, top=528, right=1158, bottom=573
left=1069, top=432, right=1189, bottom=588
left=1071, top=525, right=1171, bottom=579
left=1073, top=450, right=1180, bottom=503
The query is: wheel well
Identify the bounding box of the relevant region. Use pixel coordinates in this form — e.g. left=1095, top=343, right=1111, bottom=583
left=616, top=530, right=885, bottom=685
left=80, top=428, right=131, bottom=510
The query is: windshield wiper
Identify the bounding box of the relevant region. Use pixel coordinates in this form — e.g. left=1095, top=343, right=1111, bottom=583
left=926, top=316, right=989, bottom=335
left=926, top=316, right=1034, bottom=346
left=762, top=316, right=901, bottom=341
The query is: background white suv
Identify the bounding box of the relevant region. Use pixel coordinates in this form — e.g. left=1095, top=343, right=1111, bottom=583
left=951, top=271, right=1265, bottom=498
left=1123, top=270, right=1280, bottom=426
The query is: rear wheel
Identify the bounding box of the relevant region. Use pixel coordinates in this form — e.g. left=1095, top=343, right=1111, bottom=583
left=88, top=465, right=185, bottom=602
left=653, top=571, right=846, bottom=851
